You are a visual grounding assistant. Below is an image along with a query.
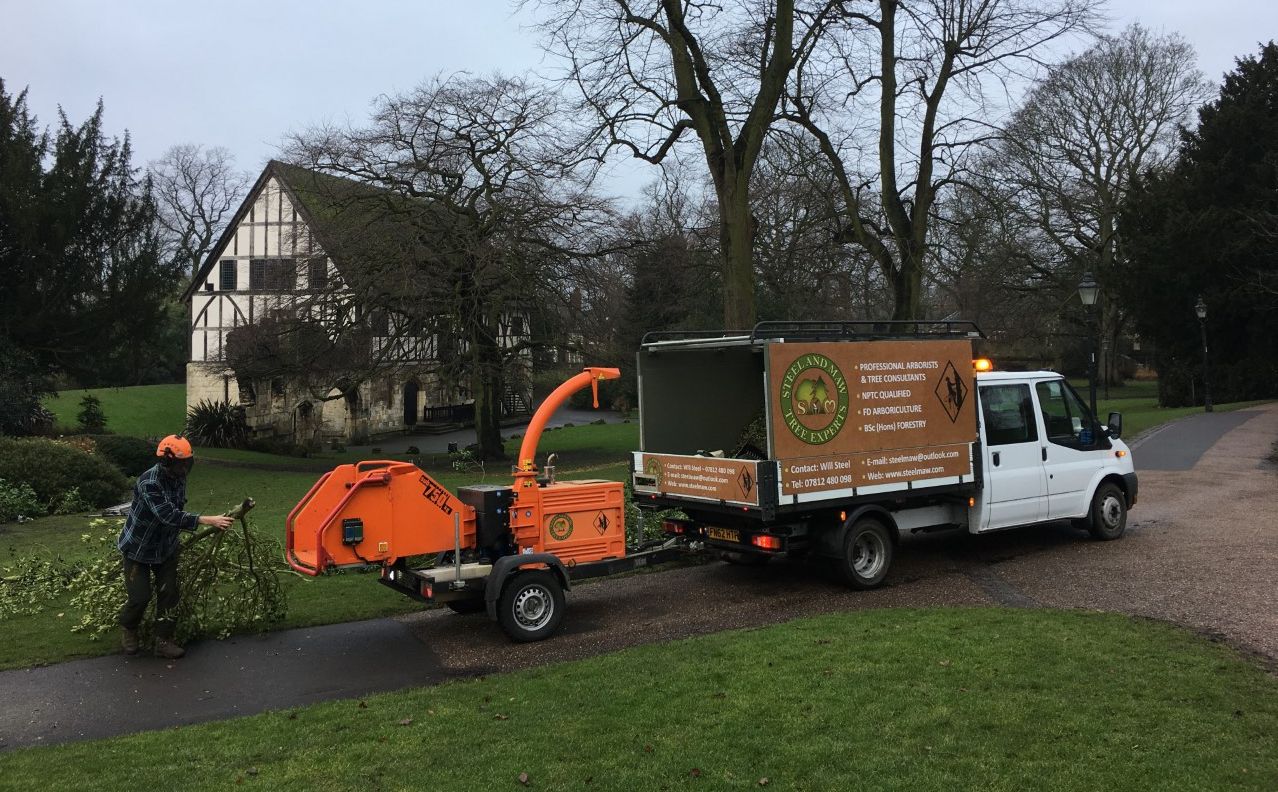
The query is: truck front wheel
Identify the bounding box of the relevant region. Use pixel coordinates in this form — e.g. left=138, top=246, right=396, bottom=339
left=836, top=519, right=893, bottom=590
left=1087, top=482, right=1127, bottom=541
left=497, top=570, right=565, bottom=642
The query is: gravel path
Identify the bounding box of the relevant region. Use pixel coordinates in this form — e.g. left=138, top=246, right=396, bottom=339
left=2, top=405, right=1274, bottom=750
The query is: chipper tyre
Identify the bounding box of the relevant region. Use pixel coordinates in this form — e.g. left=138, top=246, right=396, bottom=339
left=497, top=570, right=565, bottom=642
left=1087, top=482, right=1127, bottom=541
left=835, top=518, right=893, bottom=590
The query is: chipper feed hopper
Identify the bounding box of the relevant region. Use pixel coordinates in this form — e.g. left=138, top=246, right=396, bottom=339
left=286, top=367, right=686, bottom=642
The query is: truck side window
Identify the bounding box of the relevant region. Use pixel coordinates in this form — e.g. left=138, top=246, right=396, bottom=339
left=979, top=384, right=1038, bottom=446
left=1035, top=380, right=1095, bottom=448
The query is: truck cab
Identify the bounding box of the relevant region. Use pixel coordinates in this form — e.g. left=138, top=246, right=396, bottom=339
left=973, top=371, right=1137, bottom=536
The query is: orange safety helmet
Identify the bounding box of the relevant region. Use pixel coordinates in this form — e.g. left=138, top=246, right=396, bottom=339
left=156, top=435, right=194, bottom=459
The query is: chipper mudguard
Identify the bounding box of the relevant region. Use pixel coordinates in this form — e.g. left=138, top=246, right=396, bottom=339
left=286, top=460, right=476, bottom=575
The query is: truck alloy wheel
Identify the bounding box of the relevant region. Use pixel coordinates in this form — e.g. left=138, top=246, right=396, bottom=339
left=837, top=518, right=893, bottom=590
left=1087, top=482, right=1127, bottom=541
left=498, top=570, right=565, bottom=642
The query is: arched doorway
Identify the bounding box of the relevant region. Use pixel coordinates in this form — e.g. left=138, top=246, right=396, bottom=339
left=402, top=379, right=420, bottom=427
left=293, top=401, right=319, bottom=446
left=344, top=387, right=361, bottom=441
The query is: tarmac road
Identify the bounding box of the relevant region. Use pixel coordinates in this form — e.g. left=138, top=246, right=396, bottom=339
left=1, top=405, right=1274, bottom=750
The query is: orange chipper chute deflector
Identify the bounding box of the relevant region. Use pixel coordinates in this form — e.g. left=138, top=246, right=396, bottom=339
left=517, top=367, right=620, bottom=474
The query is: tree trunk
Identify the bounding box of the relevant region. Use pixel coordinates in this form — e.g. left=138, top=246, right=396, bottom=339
left=719, top=181, right=756, bottom=328
left=892, top=248, right=925, bottom=320
left=470, top=333, right=507, bottom=461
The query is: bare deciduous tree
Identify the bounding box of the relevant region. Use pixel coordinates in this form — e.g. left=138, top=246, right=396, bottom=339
left=150, top=144, right=249, bottom=273
left=783, top=0, right=1098, bottom=320
left=989, top=24, right=1212, bottom=382
left=277, top=73, right=611, bottom=459
left=531, top=0, right=836, bottom=327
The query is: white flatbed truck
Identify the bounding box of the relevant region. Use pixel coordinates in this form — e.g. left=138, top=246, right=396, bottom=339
left=631, top=321, right=1138, bottom=587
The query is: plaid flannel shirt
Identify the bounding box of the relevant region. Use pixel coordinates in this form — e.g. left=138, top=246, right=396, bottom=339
left=117, top=464, right=200, bottom=564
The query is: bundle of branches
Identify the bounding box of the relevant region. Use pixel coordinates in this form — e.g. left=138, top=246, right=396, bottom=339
left=0, top=499, right=286, bottom=645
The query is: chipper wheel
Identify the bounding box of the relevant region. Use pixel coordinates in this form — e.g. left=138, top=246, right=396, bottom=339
left=497, top=570, right=565, bottom=642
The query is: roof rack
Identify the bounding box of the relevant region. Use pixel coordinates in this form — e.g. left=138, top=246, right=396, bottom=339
left=749, top=320, right=985, bottom=342
left=639, top=329, right=752, bottom=345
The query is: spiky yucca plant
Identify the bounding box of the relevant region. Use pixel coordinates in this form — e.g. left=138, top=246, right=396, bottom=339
left=184, top=400, right=249, bottom=448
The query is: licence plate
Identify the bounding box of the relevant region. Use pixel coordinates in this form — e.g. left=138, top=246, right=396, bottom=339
left=707, top=527, right=740, bottom=543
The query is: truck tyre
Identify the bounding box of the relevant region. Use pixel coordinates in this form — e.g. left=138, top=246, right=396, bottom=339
left=836, top=519, right=893, bottom=590
left=497, top=570, right=565, bottom=642
left=1087, top=482, right=1127, bottom=541
left=445, top=599, right=486, bottom=614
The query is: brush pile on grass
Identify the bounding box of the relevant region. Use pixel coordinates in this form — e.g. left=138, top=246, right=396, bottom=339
left=0, top=499, right=286, bottom=644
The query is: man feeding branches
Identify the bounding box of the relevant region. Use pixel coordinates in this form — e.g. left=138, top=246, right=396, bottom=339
left=117, top=435, right=233, bottom=659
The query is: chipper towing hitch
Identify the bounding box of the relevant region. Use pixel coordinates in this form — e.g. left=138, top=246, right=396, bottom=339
left=285, top=367, right=690, bottom=642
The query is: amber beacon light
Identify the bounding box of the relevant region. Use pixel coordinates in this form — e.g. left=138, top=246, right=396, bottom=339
left=973, top=358, right=994, bottom=372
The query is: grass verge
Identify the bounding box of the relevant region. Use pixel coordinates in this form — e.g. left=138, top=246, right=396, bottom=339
left=1072, top=378, right=1270, bottom=438
left=45, top=384, right=187, bottom=438
left=0, top=608, right=1274, bottom=790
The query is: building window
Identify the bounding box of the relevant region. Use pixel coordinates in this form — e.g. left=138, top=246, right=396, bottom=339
left=308, top=258, right=328, bottom=291
left=219, top=260, right=237, bottom=291
left=249, top=258, right=295, bottom=291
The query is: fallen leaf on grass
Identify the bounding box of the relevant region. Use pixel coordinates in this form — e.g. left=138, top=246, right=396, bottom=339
left=939, top=660, right=951, bottom=667
left=399, top=718, right=413, bottom=726
left=494, top=713, right=510, bottom=721
left=758, top=779, right=770, bottom=787
left=689, top=768, right=702, bottom=778
left=357, top=701, right=368, bottom=709
left=517, top=771, right=531, bottom=786
left=246, top=767, right=258, bottom=776
left=644, top=744, right=654, bottom=753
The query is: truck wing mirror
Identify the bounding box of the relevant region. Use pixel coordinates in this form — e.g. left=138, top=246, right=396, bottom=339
left=1106, top=411, right=1123, bottom=439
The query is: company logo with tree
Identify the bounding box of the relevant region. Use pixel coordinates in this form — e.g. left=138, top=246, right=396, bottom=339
left=779, top=353, right=850, bottom=444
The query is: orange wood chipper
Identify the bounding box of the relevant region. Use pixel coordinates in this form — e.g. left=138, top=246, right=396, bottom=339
left=285, top=367, right=687, bottom=642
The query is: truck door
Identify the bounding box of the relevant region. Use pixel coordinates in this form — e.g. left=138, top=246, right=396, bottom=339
left=977, top=383, right=1047, bottom=530
left=1034, top=379, right=1106, bottom=520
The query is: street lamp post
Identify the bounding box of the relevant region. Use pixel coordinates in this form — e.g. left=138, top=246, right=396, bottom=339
left=1077, top=272, right=1100, bottom=421
left=1195, top=296, right=1213, bottom=412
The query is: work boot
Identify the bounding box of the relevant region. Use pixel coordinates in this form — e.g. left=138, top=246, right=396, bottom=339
left=120, top=627, right=139, bottom=656
left=154, top=637, right=186, bottom=660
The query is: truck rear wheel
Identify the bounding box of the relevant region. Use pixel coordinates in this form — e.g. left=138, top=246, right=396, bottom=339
left=1087, top=482, right=1127, bottom=541
left=836, top=519, right=893, bottom=590
left=497, top=570, right=565, bottom=642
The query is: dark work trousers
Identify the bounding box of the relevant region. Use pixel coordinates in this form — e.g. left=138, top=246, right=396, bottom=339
left=119, top=553, right=180, bottom=638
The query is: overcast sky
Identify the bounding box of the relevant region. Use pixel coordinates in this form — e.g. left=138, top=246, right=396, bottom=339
left=4, top=0, right=1276, bottom=201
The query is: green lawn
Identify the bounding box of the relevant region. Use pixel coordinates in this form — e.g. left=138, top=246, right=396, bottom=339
left=45, top=384, right=187, bottom=438
left=0, top=608, right=1274, bottom=791
left=1074, top=379, right=1270, bottom=438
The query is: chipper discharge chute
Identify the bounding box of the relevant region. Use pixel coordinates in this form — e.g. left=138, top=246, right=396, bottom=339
left=285, top=367, right=689, bottom=642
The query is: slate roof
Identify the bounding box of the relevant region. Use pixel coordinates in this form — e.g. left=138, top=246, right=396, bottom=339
left=182, top=160, right=416, bottom=302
